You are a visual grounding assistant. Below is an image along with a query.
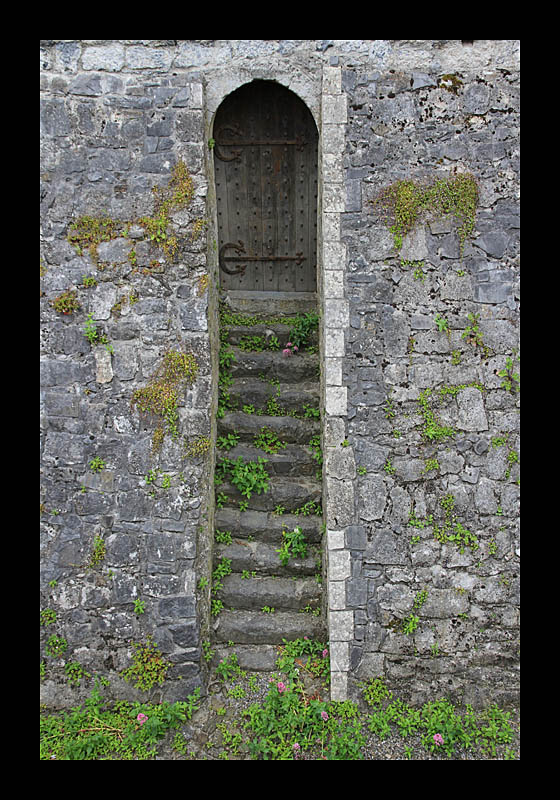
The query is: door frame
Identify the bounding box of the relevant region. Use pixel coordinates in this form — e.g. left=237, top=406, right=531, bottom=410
left=209, top=78, right=320, bottom=298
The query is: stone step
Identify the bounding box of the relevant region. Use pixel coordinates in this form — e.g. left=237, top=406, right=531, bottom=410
left=215, top=508, right=324, bottom=545
left=210, top=642, right=330, bottom=674
left=221, top=290, right=317, bottom=319
left=217, top=443, right=319, bottom=478
left=218, top=573, right=322, bottom=611
left=216, top=476, right=322, bottom=513
left=213, top=295, right=324, bottom=657
left=212, top=608, right=326, bottom=645
left=211, top=643, right=280, bottom=672
left=218, top=411, right=319, bottom=444
left=226, top=376, right=319, bottom=414
left=230, top=347, right=319, bottom=382
left=225, top=323, right=318, bottom=350
left=214, top=538, right=320, bottom=577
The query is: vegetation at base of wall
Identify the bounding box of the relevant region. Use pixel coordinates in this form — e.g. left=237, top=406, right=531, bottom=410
left=372, top=172, right=479, bottom=255
left=360, top=677, right=514, bottom=760
left=203, top=645, right=515, bottom=760
left=40, top=638, right=517, bottom=760
left=40, top=678, right=201, bottom=760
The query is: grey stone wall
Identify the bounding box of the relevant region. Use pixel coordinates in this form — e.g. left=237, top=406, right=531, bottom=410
left=40, top=40, right=519, bottom=709
left=40, top=42, right=215, bottom=705
left=323, top=42, right=520, bottom=706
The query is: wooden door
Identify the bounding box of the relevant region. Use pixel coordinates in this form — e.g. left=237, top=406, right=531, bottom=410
left=214, top=81, right=318, bottom=293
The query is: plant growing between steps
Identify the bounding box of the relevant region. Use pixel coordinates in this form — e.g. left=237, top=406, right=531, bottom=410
left=286, top=311, right=319, bottom=351
left=276, top=525, right=308, bottom=566
left=254, top=427, right=286, bottom=455
left=215, top=456, right=270, bottom=499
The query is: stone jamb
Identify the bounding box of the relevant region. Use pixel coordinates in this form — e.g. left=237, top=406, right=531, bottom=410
left=321, top=64, right=352, bottom=701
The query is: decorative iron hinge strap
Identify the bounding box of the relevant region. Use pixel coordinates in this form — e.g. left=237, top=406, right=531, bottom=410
left=219, top=241, right=305, bottom=276
left=214, top=125, right=307, bottom=162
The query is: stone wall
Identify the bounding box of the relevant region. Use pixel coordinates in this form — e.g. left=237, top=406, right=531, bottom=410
left=40, top=40, right=519, bottom=709
left=40, top=42, right=215, bottom=705
left=324, top=47, right=520, bottom=706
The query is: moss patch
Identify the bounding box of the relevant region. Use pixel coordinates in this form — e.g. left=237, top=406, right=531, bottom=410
left=131, top=349, right=199, bottom=446
left=372, top=172, right=479, bottom=255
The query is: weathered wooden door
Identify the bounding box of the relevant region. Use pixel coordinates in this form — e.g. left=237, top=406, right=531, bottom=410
left=213, top=81, right=318, bottom=293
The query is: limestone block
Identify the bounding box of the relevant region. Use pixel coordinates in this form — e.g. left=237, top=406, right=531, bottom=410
left=456, top=387, right=488, bottom=431
left=329, top=609, right=354, bottom=641
left=94, top=346, right=113, bottom=384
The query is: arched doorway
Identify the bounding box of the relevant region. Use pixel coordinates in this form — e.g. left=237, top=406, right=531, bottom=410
left=213, top=80, right=318, bottom=294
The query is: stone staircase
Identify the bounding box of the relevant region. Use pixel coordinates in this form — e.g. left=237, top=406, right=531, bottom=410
left=211, top=295, right=326, bottom=671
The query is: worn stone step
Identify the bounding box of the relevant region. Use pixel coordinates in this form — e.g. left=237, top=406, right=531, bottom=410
left=230, top=347, right=319, bottom=382
left=212, top=608, right=326, bottom=645
left=216, top=476, right=322, bottom=513
left=215, top=507, right=324, bottom=544
left=226, top=376, right=319, bottom=413
left=214, top=538, right=320, bottom=576
left=221, top=290, right=317, bottom=319
left=211, top=643, right=280, bottom=672
left=210, top=643, right=329, bottom=675
left=225, top=323, right=318, bottom=350
left=218, top=411, right=319, bottom=444
left=217, top=443, right=319, bottom=478
left=218, top=573, right=322, bottom=611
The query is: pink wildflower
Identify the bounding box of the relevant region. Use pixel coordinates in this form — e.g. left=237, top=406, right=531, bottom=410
left=433, top=733, right=444, bottom=746
left=282, top=342, right=299, bottom=357
left=322, top=648, right=328, bottom=658
left=137, top=713, right=148, bottom=725
left=321, top=711, right=329, bottom=721
left=277, top=681, right=286, bottom=693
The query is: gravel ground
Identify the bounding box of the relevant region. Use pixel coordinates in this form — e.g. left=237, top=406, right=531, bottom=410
left=153, top=667, right=520, bottom=761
